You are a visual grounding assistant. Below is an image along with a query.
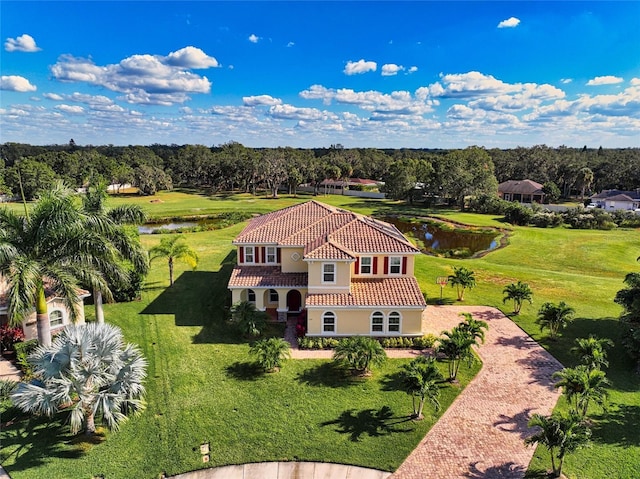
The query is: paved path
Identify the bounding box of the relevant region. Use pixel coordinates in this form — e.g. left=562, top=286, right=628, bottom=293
left=170, top=462, right=390, bottom=479
left=391, top=306, right=563, bottom=479
left=0, top=356, right=22, bottom=382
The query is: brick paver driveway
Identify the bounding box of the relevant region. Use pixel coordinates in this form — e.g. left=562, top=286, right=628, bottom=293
left=391, top=306, right=563, bottom=479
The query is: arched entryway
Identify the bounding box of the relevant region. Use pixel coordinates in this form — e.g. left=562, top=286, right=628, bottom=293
left=286, top=290, right=302, bottom=313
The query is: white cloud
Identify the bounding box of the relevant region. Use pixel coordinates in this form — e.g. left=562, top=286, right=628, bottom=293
left=55, top=104, right=84, bottom=114
left=631, top=78, right=640, bottom=86
left=248, top=34, right=259, bottom=43
left=4, top=34, right=41, bottom=52
left=268, top=104, right=337, bottom=121
left=287, top=42, right=295, bottom=47
left=498, top=17, right=520, bottom=28
left=407, top=66, right=418, bottom=74
left=43, top=92, right=64, bottom=100
left=165, top=46, right=219, bottom=68
left=344, top=59, right=377, bottom=75
left=586, top=75, right=624, bottom=86
left=50, top=49, right=215, bottom=105
left=0, top=75, right=37, bottom=92
left=381, top=64, right=404, bottom=76
left=561, top=78, right=573, bottom=84
left=243, top=95, right=283, bottom=106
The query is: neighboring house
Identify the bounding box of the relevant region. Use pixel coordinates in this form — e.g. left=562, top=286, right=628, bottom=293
left=590, top=189, right=640, bottom=211
left=498, top=179, right=545, bottom=203
left=0, top=277, right=89, bottom=341
left=228, top=201, right=426, bottom=337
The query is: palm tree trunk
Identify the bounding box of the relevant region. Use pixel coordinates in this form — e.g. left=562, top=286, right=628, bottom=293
left=85, top=409, right=97, bottom=435
left=417, top=397, right=425, bottom=419
left=168, top=257, right=174, bottom=286
left=94, top=288, right=104, bottom=324
left=36, top=287, right=52, bottom=347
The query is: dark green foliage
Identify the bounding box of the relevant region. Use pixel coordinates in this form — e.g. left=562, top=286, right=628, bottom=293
left=536, top=301, right=575, bottom=340
left=530, top=211, right=564, bottom=228
left=503, top=202, right=534, bottom=226
left=14, top=339, right=38, bottom=378
left=615, top=271, right=640, bottom=366
left=249, top=337, right=291, bottom=372
left=400, top=356, right=444, bottom=419
left=230, top=301, right=268, bottom=338
left=332, top=336, right=387, bottom=376
left=542, top=181, right=561, bottom=203
left=562, top=207, right=617, bottom=230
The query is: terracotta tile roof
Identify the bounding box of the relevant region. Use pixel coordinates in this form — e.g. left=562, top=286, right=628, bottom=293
left=306, top=277, right=426, bottom=308
left=233, top=200, right=419, bottom=255
left=234, top=201, right=336, bottom=244
left=328, top=218, right=418, bottom=254
left=228, top=266, right=308, bottom=288
left=304, top=239, right=355, bottom=260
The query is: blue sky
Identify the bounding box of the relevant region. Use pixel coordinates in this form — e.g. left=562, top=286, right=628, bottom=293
left=1, top=1, right=639, bottom=148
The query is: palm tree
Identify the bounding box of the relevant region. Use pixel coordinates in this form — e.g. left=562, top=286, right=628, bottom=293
left=552, top=365, right=610, bottom=418
left=11, top=322, right=146, bottom=435
left=230, top=300, right=268, bottom=337
left=250, top=337, right=291, bottom=372
left=457, top=312, right=489, bottom=344
left=0, top=183, right=116, bottom=346
left=81, top=180, right=149, bottom=323
left=437, top=327, right=476, bottom=381
left=401, top=356, right=444, bottom=419
left=502, top=281, right=533, bottom=315
left=149, top=235, right=198, bottom=286
left=525, top=412, right=590, bottom=478
left=536, top=301, right=575, bottom=340
left=571, top=335, right=614, bottom=371
left=332, top=336, right=387, bottom=376
left=578, top=167, right=594, bottom=201
left=448, top=266, right=476, bottom=301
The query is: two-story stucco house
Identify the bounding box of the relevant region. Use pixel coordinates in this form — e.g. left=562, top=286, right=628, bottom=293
left=227, top=201, right=426, bottom=337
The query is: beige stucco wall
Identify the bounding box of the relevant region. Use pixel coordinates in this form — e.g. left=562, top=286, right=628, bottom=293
left=306, top=260, right=351, bottom=293
left=231, top=287, right=307, bottom=313
left=350, top=254, right=416, bottom=277
left=279, top=247, right=307, bottom=273
left=21, top=298, right=86, bottom=341
left=306, top=307, right=424, bottom=336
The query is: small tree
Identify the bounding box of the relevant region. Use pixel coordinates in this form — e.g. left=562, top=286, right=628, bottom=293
left=437, top=327, right=476, bottom=381
left=250, top=338, right=291, bottom=372
left=553, top=365, right=610, bottom=418
left=571, top=335, right=614, bottom=371
left=448, top=266, right=476, bottom=301
left=230, top=301, right=268, bottom=338
left=525, top=412, right=590, bottom=478
left=457, top=312, right=488, bottom=344
left=149, top=235, right=198, bottom=286
left=400, top=356, right=444, bottom=419
left=332, top=336, right=387, bottom=376
left=502, top=281, right=533, bottom=315
left=11, top=323, right=146, bottom=435
left=536, top=301, right=575, bottom=340
left=615, top=268, right=640, bottom=369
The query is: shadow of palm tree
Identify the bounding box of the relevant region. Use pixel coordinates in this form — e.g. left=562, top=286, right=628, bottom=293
left=591, top=403, right=640, bottom=447
left=514, top=348, right=562, bottom=392
left=225, top=361, right=264, bottom=381
left=295, top=362, right=352, bottom=388
left=492, top=408, right=536, bottom=440
left=465, top=461, right=527, bottom=478
left=319, top=406, right=414, bottom=442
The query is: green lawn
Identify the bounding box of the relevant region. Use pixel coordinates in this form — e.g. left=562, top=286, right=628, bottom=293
left=1, top=191, right=638, bottom=478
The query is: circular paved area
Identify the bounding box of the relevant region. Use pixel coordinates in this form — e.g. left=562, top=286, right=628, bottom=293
left=169, top=306, right=563, bottom=479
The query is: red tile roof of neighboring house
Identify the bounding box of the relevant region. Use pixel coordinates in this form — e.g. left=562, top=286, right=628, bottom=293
left=228, top=266, right=308, bottom=288
left=0, top=276, right=89, bottom=312
left=234, top=200, right=419, bottom=260
left=306, top=277, right=426, bottom=308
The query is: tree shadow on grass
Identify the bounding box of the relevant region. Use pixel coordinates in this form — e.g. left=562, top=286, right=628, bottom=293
left=225, top=361, right=264, bottom=381
left=426, top=297, right=455, bottom=306
left=295, top=362, right=353, bottom=388
left=0, top=410, right=85, bottom=473
left=320, top=406, right=415, bottom=442
left=590, top=404, right=640, bottom=447
left=465, top=461, right=527, bottom=478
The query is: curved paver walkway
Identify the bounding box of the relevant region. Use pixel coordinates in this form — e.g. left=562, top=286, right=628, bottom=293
left=391, top=306, right=563, bottom=479
left=170, top=462, right=391, bottom=479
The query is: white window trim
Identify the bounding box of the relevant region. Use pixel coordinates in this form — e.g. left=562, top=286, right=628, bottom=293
left=388, top=311, right=402, bottom=333
left=322, top=311, right=337, bottom=334
left=360, top=256, right=372, bottom=275
left=247, top=289, right=256, bottom=303
left=49, top=309, right=64, bottom=328
left=389, top=256, right=402, bottom=275
left=370, top=311, right=385, bottom=335
left=322, top=262, right=336, bottom=284
left=266, top=246, right=277, bottom=264
left=244, top=246, right=255, bottom=264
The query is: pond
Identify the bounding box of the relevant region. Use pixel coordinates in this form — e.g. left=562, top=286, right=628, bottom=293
left=138, top=221, right=199, bottom=234
left=383, top=217, right=501, bottom=258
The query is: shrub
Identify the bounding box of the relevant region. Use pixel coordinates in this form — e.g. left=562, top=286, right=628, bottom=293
left=0, top=379, right=17, bottom=400
left=0, top=325, right=24, bottom=352
left=14, top=339, right=38, bottom=378
left=562, top=207, right=617, bottom=230
left=413, top=334, right=438, bottom=349
left=467, top=194, right=509, bottom=214
left=504, top=202, right=534, bottom=226
left=530, top=211, right=564, bottom=228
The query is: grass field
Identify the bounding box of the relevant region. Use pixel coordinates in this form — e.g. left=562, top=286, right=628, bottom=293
left=1, top=190, right=638, bottom=478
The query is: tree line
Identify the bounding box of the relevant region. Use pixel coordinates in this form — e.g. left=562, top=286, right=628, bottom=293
left=1, top=141, right=638, bottom=203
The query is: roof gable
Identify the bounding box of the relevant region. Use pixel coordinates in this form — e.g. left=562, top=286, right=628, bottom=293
left=498, top=179, right=544, bottom=195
